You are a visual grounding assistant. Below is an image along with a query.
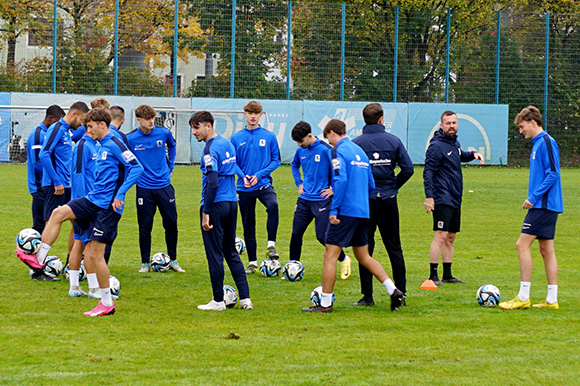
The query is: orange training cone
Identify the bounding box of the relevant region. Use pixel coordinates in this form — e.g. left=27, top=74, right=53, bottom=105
left=420, top=279, right=438, bottom=290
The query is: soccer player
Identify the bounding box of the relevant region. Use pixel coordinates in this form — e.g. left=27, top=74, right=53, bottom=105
left=302, top=119, right=404, bottom=313
left=127, top=105, right=184, bottom=273
left=190, top=111, right=253, bottom=311
left=16, top=108, right=143, bottom=316
left=423, top=110, right=483, bottom=285
left=289, top=121, right=352, bottom=279
left=352, top=103, right=414, bottom=305
left=231, top=101, right=281, bottom=273
left=109, top=105, right=128, bottom=145
left=499, top=106, right=563, bottom=310
left=69, top=97, right=110, bottom=143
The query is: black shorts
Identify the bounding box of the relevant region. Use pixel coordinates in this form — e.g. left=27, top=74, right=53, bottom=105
left=68, top=197, right=121, bottom=244
left=43, top=186, right=71, bottom=221
left=325, top=215, right=368, bottom=247
left=432, top=204, right=461, bottom=233
left=521, top=209, right=558, bottom=240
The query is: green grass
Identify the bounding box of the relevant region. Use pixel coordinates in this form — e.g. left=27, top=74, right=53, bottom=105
left=1, top=164, right=579, bottom=385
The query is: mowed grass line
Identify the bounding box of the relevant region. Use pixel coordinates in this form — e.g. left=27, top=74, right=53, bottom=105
left=0, top=164, right=579, bottom=385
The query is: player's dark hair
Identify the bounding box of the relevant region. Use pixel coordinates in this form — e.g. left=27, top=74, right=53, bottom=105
left=90, top=97, right=110, bottom=109
left=362, top=103, right=383, bottom=125
left=135, top=104, right=156, bottom=119
left=109, top=106, right=125, bottom=121
left=189, top=110, right=214, bottom=127
left=515, top=105, right=543, bottom=127
left=291, top=121, right=312, bottom=141
left=243, top=100, right=262, bottom=113
left=84, top=108, right=112, bottom=126
left=46, top=105, right=65, bottom=119
left=69, top=101, right=89, bottom=113
left=440, top=110, right=456, bottom=123
left=323, top=119, right=346, bottom=137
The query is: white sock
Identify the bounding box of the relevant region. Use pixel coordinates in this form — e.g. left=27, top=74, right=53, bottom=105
left=37, top=243, right=51, bottom=265
left=321, top=292, right=333, bottom=307
left=546, top=284, right=558, bottom=304
left=518, top=281, right=531, bottom=302
left=100, top=288, right=113, bottom=307
left=69, top=270, right=79, bottom=288
left=382, top=278, right=396, bottom=296
left=87, top=273, right=98, bottom=290
left=267, top=240, right=276, bottom=249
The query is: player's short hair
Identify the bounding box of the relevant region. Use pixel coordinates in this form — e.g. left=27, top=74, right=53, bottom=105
left=362, top=103, right=383, bottom=125
left=90, top=97, right=110, bottom=109
left=243, top=100, right=262, bottom=114
left=46, top=105, right=65, bottom=119
left=135, top=104, right=156, bottom=119
left=109, top=105, right=125, bottom=121
left=440, top=110, right=456, bottom=123
left=515, top=105, right=543, bottom=127
left=323, top=119, right=346, bottom=137
left=69, top=101, right=90, bottom=113
left=84, top=108, right=112, bottom=126
left=291, top=121, right=312, bottom=141
left=189, top=111, right=214, bottom=127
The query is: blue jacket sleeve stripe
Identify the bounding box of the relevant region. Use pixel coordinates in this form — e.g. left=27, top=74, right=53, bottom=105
left=75, top=139, right=85, bottom=174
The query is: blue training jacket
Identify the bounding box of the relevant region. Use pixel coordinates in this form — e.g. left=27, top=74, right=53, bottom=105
left=423, top=129, right=476, bottom=208
left=527, top=131, right=563, bottom=213
left=200, top=135, right=239, bottom=214
left=71, top=126, right=86, bottom=143
left=126, top=126, right=176, bottom=189
left=291, top=138, right=333, bottom=201
left=26, top=123, right=47, bottom=194
left=71, top=134, right=98, bottom=200
left=39, top=117, right=73, bottom=188
left=87, top=133, right=143, bottom=215
left=230, top=125, right=281, bottom=192
left=330, top=137, right=375, bottom=218
left=352, top=124, right=414, bottom=199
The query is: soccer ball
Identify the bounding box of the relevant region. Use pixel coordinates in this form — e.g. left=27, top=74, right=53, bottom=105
left=235, top=237, right=246, bottom=255
left=43, top=256, right=63, bottom=278
left=109, top=275, right=121, bottom=296
left=223, top=284, right=238, bottom=309
left=63, top=261, right=86, bottom=282
left=310, top=285, right=335, bottom=307
left=476, top=284, right=501, bottom=307
left=260, top=258, right=281, bottom=277
left=16, top=228, right=42, bottom=254
left=151, top=252, right=171, bottom=272
left=282, top=260, right=304, bottom=281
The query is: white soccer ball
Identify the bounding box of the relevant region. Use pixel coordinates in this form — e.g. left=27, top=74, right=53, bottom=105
left=476, top=284, right=501, bottom=307
left=16, top=228, right=42, bottom=255
left=151, top=252, right=171, bottom=272
left=310, top=285, right=335, bottom=307
left=282, top=260, right=304, bottom=281
left=235, top=237, right=246, bottom=255
left=223, top=284, right=238, bottom=309
left=63, top=261, right=86, bottom=282
left=259, top=258, right=281, bottom=277
left=109, top=275, right=121, bottom=296
left=43, top=256, right=63, bottom=278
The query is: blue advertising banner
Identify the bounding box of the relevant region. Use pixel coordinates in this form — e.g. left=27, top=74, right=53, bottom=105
left=0, top=93, right=11, bottom=161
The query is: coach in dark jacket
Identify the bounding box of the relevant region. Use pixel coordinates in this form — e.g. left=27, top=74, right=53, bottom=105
left=352, top=103, right=414, bottom=306
left=423, top=110, right=483, bottom=285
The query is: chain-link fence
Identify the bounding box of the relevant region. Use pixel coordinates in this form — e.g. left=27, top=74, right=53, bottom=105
left=1, top=1, right=579, bottom=164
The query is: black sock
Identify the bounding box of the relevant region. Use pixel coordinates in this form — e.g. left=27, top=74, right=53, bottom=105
left=430, top=263, right=439, bottom=279
left=443, top=262, right=452, bottom=279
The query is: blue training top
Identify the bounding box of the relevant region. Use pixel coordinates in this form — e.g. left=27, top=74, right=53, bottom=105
left=528, top=131, right=563, bottom=213
left=39, top=117, right=73, bottom=188
left=231, top=125, right=281, bottom=192
left=26, top=123, right=47, bottom=194
left=86, top=133, right=143, bottom=215
left=71, top=125, right=86, bottom=143
left=126, top=125, right=176, bottom=189
left=330, top=137, right=375, bottom=218
left=71, top=134, right=98, bottom=200
left=291, top=138, right=333, bottom=201
left=200, top=135, right=239, bottom=213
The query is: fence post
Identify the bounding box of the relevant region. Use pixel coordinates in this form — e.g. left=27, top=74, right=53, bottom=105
left=340, top=3, right=345, bottom=101
left=393, top=6, right=399, bottom=103
left=495, top=10, right=500, bottom=104
left=173, top=0, right=179, bottom=97
left=544, top=12, right=550, bottom=129
left=445, top=8, right=451, bottom=103
left=114, top=0, right=119, bottom=95
left=230, top=0, right=237, bottom=99
left=286, top=1, right=292, bottom=100
left=52, top=0, right=57, bottom=93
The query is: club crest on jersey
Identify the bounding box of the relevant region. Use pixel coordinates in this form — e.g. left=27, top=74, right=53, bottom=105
left=101, top=151, right=108, bottom=160
left=121, top=150, right=136, bottom=163
left=203, top=154, right=213, bottom=166
left=259, top=139, right=266, bottom=147
left=315, top=154, right=321, bottom=162
left=157, top=140, right=163, bottom=147
left=332, top=158, right=341, bottom=170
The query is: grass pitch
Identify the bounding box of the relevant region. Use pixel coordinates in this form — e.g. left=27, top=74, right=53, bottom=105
left=1, top=164, right=579, bottom=385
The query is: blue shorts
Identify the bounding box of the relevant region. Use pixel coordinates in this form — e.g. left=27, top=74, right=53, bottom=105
left=325, top=215, right=368, bottom=247
left=433, top=204, right=461, bottom=233
left=68, top=197, right=121, bottom=244
left=73, top=220, right=90, bottom=245
left=521, top=209, right=558, bottom=240
left=43, top=186, right=71, bottom=221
